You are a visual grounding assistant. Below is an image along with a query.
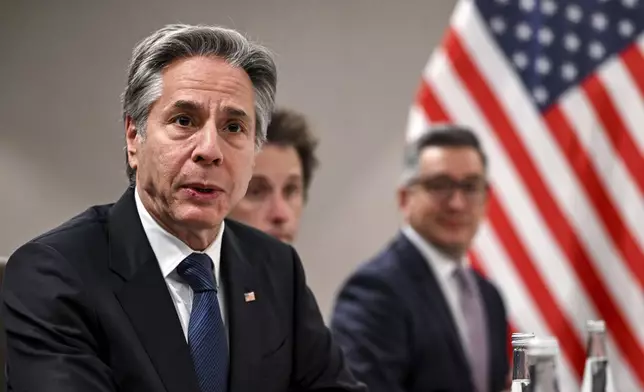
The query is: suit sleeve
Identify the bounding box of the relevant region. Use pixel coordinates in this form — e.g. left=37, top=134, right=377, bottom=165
left=1, top=242, right=116, bottom=392
left=330, top=269, right=410, bottom=392
left=288, top=247, right=367, bottom=392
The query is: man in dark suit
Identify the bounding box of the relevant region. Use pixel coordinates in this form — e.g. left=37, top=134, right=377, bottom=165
left=1, top=24, right=365, bottom=392
left=331, top=126, right=509, bottom=392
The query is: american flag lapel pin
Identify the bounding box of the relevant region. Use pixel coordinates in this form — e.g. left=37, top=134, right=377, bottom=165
left=244, top=291, right=256, bottom=303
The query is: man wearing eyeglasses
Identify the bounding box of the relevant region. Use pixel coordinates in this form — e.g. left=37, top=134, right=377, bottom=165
left=330, top=125, right=509, bottom=392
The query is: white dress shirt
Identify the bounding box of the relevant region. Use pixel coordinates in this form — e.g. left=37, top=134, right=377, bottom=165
left=401, top=225, right=471, bottom=347
left=134, top=188, right=227, bottom=342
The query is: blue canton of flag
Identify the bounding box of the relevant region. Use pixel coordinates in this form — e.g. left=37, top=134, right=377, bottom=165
left=476, top=0, right=644, bottom=110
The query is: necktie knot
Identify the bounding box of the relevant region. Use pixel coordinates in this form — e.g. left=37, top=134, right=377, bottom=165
left=177, top=253, right=217, bottom=293
left=454, top=266, right=474, bottom=294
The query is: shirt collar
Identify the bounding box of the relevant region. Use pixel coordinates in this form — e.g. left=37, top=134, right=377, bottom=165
left=134, top=187, right=224, bottom=282
left=401, top=224, right=467, bottom=281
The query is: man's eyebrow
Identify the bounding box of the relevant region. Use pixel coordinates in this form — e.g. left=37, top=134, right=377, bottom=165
left=250, top=175, right=269, bottom=183
left=170, top=100, right=206, bottom=112
left=222, top=106, right=250, bottom=119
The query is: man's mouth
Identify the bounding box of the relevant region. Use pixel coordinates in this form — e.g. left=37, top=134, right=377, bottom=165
left=182, top=183, right=224, bottom=196
left=192, top=187, right=214, bottom=194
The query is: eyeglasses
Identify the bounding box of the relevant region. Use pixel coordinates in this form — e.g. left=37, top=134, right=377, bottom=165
left=408, top=176, right=488, bottom=203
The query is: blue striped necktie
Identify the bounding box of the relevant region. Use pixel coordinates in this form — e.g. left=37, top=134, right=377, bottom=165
left=177, top=253, right=229, bottom=392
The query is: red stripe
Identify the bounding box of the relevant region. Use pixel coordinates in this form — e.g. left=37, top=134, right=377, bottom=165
left=442, top=28, right=644, bottom=383
left=544, top=107, right=644, bottom=292
left=416, top=76, right=585, bottom=378
left=620, top=44, right=644, bottom=123
left=582, top=75, right=644, bottom=197
left=417, top=80, right=449, bottom=125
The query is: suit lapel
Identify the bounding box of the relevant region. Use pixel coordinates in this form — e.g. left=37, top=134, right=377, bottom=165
left=394, top=234, right=473, bottom=377
left=220, top=225, right=262, bottom=392
left=108, top=188, right=200, bottom=392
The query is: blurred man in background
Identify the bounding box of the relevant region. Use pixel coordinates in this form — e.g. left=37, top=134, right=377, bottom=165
left=228, top=108, right=319, bottom=243
left=331, top=125, right=509, bottom=392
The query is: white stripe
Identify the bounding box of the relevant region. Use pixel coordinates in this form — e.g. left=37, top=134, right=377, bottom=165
left=449, top=2, right=644, bottom=388
left=426, top=48, right=592, bottom=345
left=473, top=223, right=579, bottom=392
left=558, top=90, right=644, bottom=345
left=405, top=104, right=430, bottom=142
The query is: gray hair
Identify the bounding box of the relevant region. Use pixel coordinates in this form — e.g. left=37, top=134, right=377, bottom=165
left=400, top=124, right=487, bottom=185
left=122, top=24, right=277, bottom=185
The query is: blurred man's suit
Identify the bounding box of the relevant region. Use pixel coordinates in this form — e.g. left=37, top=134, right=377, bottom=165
left=331, top=230, right=508, bottom=392
left=1, top=188, right=363, bottom=392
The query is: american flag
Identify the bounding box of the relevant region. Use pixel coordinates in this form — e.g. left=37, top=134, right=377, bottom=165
left=406, top=0, right=644, bottom=390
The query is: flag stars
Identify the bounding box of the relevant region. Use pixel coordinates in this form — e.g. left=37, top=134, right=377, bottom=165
left=520, top=0, right=536, bottom=12
left=588, top=41, right=606, bottom=59
left=566, top=4, right=584, bottom=23
left=541, top=0, right=558, bottom=15
left=533, top=86, right=549, bottom=104
left=564, top=33, right=581, bottom=52
left=516, top=22, right=533, bottom=41
left=538, top=27, right=554, bottom=46
left=591, top=12, right=609, bottom=31
left=618, top=19, right=635, bottom=37
left=513, top=52, right=529, bottom=69
left=561, top=63, right=578, bottom=81
left=535, top=56, right=552, bottom=75
left=490, top=16, right=507, bottom=34
left=480, top=0, right=644, bottom=110
left=622, top=0, right=638, bottom=8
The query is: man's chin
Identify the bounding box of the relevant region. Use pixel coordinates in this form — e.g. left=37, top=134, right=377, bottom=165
left=277, top=235, right=293, bottom=244
left=432, top=236, right=470, bottom=258
left=174, top=208, right=227, bottom=229
left=268, top=232, right=293, bottom=244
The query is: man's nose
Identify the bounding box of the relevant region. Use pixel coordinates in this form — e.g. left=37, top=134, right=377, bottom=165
left=446, top=189, right=468, bottom=210
left=192, top=125, right=224, bottom=165
left=268, top=195, right=291, bottom=224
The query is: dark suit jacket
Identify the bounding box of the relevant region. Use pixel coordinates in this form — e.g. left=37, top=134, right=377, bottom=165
left=330, top=233, right=508, bottom=392
left=1, top=188, right=365, bottom=392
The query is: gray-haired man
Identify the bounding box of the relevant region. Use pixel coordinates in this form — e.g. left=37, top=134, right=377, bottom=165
left=1, top=24, right=365, bottom=392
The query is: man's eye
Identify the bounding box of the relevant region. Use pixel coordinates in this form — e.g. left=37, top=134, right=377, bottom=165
left=462, top=183, right=479, bottom=193
left=173, top=115, right=193, bottom=127
left=246, top=185, right=269, bottom=200
left=284, top=184, right=302, bottom=198
left=224, top=123, right=243, bottom=133
left=426, top=180, right=454, bottom=191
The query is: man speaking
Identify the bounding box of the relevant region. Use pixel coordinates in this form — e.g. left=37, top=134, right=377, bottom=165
left=1, top=24, right=364, bottom=392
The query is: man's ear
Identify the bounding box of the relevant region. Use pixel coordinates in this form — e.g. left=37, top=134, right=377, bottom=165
left=397, top=186, right=408, bottom=211
left=125, top=116, right=139, bottom=172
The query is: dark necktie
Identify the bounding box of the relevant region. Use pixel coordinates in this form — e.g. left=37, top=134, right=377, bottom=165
left=177, top=253, right=228, bottom=392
